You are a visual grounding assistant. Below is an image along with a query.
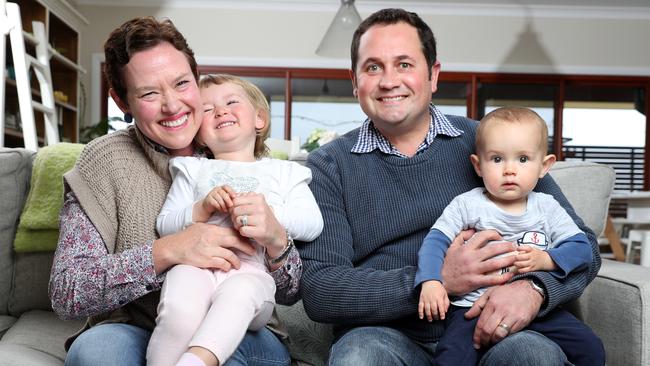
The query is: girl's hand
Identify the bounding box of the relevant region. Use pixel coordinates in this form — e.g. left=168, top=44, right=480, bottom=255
left=514, top=246, right=556, bottom=273
left=193, top=185, right=237, bottom=223
left=229, top=192, right=287, bottom=258
left=418, top=280, right=450, bottom=322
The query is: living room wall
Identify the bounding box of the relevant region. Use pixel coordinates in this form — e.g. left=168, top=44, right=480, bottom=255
left=73, top=3, right=650, bottom=127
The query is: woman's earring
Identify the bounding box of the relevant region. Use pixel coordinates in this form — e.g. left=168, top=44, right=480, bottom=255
left=124, top=113, right=133, bottom=123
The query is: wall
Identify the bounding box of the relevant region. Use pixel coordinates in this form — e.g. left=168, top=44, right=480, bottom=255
left=73, top=3, right=650, bottom=126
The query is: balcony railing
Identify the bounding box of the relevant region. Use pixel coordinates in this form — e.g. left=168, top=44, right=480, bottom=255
left=563, top=145, right=644, bottom=192
left=563, top=145, right=645, bottom=218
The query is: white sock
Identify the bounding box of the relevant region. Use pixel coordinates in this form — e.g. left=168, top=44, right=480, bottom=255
left=175, top=352, right=207, bottom=366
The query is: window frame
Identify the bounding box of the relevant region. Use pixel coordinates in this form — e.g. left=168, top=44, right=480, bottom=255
left=101, top=66, right=650, bottom=189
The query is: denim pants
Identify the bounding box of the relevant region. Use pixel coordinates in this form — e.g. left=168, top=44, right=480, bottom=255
left=64, top=323, right=290, bottom=366
left=328, top=325, right=572, bottom=366
left=436, top=306, right=605, bottom=366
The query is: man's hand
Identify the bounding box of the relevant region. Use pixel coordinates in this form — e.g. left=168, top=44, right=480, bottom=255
left=465, top=279, right=544, bottom=349
left=441, top=229, right=518, bottom=296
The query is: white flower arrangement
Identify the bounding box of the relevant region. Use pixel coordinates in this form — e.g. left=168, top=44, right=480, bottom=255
left=301, top=128, right=339, bottom=152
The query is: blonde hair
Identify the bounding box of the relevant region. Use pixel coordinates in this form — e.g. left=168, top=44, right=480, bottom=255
left=476, top=107, right=549, bottom=155
left=199, top=74, right=270, bottom=158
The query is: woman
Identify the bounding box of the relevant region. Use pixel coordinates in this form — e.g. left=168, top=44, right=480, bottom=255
left=48, top=17, right=299, bottom=366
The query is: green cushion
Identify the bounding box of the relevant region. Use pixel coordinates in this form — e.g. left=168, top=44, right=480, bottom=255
left=13, top=143, right=83, bottom=252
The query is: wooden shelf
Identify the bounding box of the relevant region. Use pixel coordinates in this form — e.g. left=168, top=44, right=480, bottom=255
left=5, top=78, right=40, bottom=96
left=4, top=127, right=45, bottom=144
left=4, top=0, right=86, bottom=147
left=55, top=100, right=77, bottom=112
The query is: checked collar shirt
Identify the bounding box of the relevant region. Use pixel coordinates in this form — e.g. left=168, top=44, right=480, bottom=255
left=351, top=104, right=464, bottom=157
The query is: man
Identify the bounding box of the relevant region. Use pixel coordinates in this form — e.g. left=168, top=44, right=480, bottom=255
left=298, top=8, right=600, bottom=365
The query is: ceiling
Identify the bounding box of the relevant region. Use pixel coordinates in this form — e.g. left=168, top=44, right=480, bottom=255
left=72, top=0, right=650, bottom=10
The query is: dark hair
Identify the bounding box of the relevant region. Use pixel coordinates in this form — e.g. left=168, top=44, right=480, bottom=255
left=351, top=8, right=437, bottom=76
left=103, top=17, right=199, bottom=104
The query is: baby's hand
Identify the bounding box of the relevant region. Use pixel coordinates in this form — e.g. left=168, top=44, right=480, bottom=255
left=193, top=185, right=237, bottom=222
left=418, top=280, right=450, bottom=322
left=514, top=246, right=557, bottom=273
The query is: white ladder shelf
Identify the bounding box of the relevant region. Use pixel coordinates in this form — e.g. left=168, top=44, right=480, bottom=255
left=1, top=0, right=59, bottom=151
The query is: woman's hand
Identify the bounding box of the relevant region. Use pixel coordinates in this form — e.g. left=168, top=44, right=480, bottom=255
left=229, top=192, right=287, bottom=259
left=153, top=222, right=256, bottom=274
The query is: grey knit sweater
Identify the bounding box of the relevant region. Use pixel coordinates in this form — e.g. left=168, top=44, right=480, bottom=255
left=299, top=115, right=600, bottom=343
left=64, top=126, right=171, bottom=332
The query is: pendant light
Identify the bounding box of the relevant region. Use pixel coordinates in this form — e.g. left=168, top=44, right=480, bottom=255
left=315, top=0, right=362, bottom=58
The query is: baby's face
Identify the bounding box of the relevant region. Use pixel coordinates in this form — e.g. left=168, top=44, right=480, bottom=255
left=198, top=82, right=264, bottom=157
left=472, top=120, right=552, bottom=206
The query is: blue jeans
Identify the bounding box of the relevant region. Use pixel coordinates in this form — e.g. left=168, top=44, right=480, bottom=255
left=65, top=323, right=290, bottom=366
left=328, top=326, right=570, bottom=366
left=437, top=306, right=604, bottom=366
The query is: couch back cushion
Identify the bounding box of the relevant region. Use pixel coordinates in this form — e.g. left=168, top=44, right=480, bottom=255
left=0, top=148, right=35, bottom=315
left=549, top=160, right=615, bottom=237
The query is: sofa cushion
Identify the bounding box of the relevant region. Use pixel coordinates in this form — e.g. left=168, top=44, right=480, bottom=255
left=548, top=161, right=615, bottom=237
left=9, top=252, right=55, bottom=316
left=581, top=259, right=650, bottom=366
left=0, top=315, right=17, bottom=338
left=276, top=301, right=333, bottom=366
left=0, top=310, right=84, bottom=365
left=13, top=143, right=84, bottom=253
left=0, top=148, right=35, bottom=315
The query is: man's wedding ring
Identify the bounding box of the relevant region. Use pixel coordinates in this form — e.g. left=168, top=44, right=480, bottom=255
left=498, top=323, right=511, bottom=334
left=241, top=215, right=248, bottom=226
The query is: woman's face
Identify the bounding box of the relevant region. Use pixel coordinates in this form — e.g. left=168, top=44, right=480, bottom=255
left=119, top=42, right=202, bottom=156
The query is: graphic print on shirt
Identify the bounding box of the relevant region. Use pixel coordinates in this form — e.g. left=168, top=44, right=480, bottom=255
left=499, top=231, right=549, bottom=275
left=517, top=231, right=549, bottom=250
left=196, top=171, right=260, bottom=197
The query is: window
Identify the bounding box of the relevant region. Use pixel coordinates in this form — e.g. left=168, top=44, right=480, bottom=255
left=101, top=66, right=650, bottom=189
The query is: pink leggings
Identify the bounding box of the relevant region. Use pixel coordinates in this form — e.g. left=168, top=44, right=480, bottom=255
left=146, top=262, right=276, bottom=366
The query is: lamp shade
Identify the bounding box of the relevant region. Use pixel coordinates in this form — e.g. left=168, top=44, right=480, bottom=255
left=315, top=0, right=362, bottom=58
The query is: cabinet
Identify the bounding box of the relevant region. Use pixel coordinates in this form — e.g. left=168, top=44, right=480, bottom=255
left=3, top=0, right=87, bottom=147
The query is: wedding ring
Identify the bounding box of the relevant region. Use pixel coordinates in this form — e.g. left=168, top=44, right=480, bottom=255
left=498, top=323, right=511, bottom=334
left=241, top=215, right=248, bottom=227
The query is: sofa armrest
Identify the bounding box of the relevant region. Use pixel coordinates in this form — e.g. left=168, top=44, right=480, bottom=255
left=574, top=259, right=650, bottom=366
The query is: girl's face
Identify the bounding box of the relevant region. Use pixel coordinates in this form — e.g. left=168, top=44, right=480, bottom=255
left=113, top=42, right=202, bottom=157
left=199, top=82, right=265, bottom=161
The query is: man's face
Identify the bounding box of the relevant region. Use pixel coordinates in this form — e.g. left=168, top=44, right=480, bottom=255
left=352, top=22, right=439, bottom=137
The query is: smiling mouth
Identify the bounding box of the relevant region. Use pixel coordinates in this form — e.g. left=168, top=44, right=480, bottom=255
left=378, top=96, right=406, bottom=102
left=217, top=121, right=236, bottom=129
left=160, top=114, right=188, bottom=128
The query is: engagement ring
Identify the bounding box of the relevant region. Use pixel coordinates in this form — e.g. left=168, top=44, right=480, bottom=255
left=241, top=215, right=248, bottom=226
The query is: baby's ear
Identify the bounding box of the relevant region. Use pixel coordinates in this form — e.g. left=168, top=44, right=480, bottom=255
left=470, top=154, right=482, bottom=177
left=540, top=154, right=557, bottom=177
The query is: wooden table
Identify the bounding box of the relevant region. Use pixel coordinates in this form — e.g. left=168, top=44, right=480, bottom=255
left=605, top=191, right=650, bottom=264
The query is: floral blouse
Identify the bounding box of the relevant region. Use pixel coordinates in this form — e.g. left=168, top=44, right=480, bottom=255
left=49, top=191, right=303, bottom=320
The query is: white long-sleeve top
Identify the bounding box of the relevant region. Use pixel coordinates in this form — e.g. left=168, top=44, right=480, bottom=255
left=157, top=157, right=323, bottom=250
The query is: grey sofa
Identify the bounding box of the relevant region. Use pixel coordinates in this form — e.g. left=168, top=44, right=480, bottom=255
left=0, top=146, right=648, bottom=366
